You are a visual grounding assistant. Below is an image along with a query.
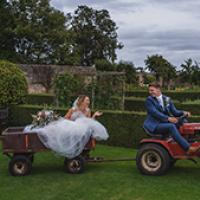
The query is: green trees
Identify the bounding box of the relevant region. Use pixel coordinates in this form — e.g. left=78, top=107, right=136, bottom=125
left=145, top=54, right=176, bottom=88
left=1, top=2, right=123, bottom=67
left=10, top=0, right=71, bottom=64
left=144, top=55, right=200, bottom=88
left=95, top=59, right=116, bottom=71
left=0, top=0, right=16, bottom=61
left=180, top=58, right=195, bottom=83
left=180, top=58, right=200, bottom=86
left=116, top=61, right=137, bottom=84
left=70, top=5, right=123, bottom=66
left=54, top=73, right=82, bottom=107
left=94, top=59, right=137, bottom=84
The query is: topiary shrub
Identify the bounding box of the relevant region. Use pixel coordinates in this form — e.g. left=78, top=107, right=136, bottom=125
left=0, top=60, right=28, bottom=107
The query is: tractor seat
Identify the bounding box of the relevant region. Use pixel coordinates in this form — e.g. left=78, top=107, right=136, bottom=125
left=143, top=127, right=169, bottom=140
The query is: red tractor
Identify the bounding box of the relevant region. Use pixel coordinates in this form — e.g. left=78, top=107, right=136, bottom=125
left=136, top=118, right=200, bottom=176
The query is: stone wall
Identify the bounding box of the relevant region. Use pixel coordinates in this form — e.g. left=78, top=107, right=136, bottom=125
left=18, top=64, right=97, bottom=93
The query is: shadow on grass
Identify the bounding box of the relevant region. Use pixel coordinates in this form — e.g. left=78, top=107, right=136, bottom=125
left=3, top=156, right=200, bottom=178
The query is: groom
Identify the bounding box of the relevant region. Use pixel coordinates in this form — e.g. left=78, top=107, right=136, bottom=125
left=143, top=83, right=200, bottom=154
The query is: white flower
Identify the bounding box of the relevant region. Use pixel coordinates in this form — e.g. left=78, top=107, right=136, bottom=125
left=31, top=110, right=59, bottom=129
left=165, top=97, right=171, bottom=107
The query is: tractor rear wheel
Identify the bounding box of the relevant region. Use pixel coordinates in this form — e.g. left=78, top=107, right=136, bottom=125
left=136, top=143, right=171, bottom=176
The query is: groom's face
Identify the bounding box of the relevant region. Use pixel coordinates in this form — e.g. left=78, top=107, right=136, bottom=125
left=149, top=86, right=161, bottom=97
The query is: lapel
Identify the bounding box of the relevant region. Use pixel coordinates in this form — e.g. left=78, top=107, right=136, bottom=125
left=162, top=95, right=170, bottom=113
left=162, top=95, right=165, bottom=109
left=150, top=96, right=164, bottom=112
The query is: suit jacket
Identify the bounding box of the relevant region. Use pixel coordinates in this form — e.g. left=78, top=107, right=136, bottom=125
left=143, top=95, right=184, bottom=133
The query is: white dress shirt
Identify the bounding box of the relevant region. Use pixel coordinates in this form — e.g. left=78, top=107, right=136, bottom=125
left=156, top=94, right=164, bottom=108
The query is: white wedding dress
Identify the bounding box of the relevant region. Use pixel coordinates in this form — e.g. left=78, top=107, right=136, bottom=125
left=24, top=109, right=109, bottom=158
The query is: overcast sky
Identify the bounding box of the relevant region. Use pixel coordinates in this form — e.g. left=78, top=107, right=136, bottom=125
left=51, top=0, right=200, bottom=68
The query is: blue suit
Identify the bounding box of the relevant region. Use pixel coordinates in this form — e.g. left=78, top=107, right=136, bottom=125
left=143, top=95, right=190, bottom=151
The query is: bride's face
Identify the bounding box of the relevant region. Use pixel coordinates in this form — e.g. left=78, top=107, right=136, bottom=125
left=81, top=97, right=90, bottom=108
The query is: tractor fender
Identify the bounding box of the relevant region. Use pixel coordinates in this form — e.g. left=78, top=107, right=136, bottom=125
left=139, top=138, right=174, bottom=157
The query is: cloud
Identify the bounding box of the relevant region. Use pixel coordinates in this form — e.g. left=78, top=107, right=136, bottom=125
left=51, top=0, right=200, bottom=68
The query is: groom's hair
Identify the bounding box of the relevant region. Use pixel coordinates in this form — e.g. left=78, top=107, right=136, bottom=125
left=148, top=82, right=161, bottom=89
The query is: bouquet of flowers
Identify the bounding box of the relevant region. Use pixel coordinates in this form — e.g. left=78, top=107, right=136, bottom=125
left=30, top=110, right=60, bottom=129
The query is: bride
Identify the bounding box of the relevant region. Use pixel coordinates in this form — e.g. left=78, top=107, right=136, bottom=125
left=24, top=95, right=109, bottom=158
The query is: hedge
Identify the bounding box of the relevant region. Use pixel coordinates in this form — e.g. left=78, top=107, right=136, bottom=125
left=125, top=90, right=200, bottom=102
left=178, top=103, right=200, bottom=116
left=25, top=91, right=200, bottom=109
left=25, top=94, right=123, bottom=110
left=7, top=104, right=200, bottom=149
left=24, top=94, right=200, bottom=116
left=124, top=98, right=200, bottom=115
left=25, top=93, right=56, bottom=105
left=124, top=97, right=146, bottom=112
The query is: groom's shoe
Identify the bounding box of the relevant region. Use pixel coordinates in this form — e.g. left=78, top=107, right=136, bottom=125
left=187, top=145, right=200, bottom=155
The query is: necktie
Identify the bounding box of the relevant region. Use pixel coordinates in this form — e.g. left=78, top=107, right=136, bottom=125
left=158, top=98, right=164, bottom=110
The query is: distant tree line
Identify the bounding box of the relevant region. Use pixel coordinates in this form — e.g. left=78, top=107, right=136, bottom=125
left=1, top=0, right=200, bottom=88
left=144, top=55, right=200, bottom=89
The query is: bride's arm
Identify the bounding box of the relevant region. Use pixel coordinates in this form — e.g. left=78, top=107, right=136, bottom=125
left=92, top=111, right=103, bottom=119
left=86, top=109, right=92, bottom=118
left=64, top=108, right=73, bottom=120
left=86, top=108, right=97, bottom=118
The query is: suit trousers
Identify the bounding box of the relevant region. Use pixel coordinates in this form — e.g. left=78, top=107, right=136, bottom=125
left=154, top=123, right=190, bottom=151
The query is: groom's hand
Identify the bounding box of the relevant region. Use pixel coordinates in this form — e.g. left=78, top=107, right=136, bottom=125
left=184, top=111, right=191, bottom=117
left=168, top=117, right=178, bottom=123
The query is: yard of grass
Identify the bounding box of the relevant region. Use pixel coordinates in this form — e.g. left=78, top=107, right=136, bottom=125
left=1, top=144, right=200, bottom=200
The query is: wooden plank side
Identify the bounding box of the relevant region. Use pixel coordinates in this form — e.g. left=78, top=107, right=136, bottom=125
left=2, top=127, right=48, bottom=153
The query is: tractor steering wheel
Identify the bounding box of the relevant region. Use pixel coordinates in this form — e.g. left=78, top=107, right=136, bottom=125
left=179, top=114, right=188, bottom=124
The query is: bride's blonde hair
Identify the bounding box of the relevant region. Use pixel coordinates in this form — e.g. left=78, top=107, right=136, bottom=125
left=76, top=95, right=89, bottom=108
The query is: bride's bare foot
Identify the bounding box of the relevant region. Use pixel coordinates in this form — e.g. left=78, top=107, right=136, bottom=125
left=91, top=138, right=96, bottom=149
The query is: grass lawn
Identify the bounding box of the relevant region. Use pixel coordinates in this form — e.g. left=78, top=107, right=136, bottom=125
left=1, top=144, right=200, bottom=200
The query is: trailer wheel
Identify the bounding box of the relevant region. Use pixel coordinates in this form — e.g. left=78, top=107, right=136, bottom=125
left=136, top=143, right=171, bottom=176
left=64, top=156, right=85, bottom=174
left=9, top=155, right=32, bottom=176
